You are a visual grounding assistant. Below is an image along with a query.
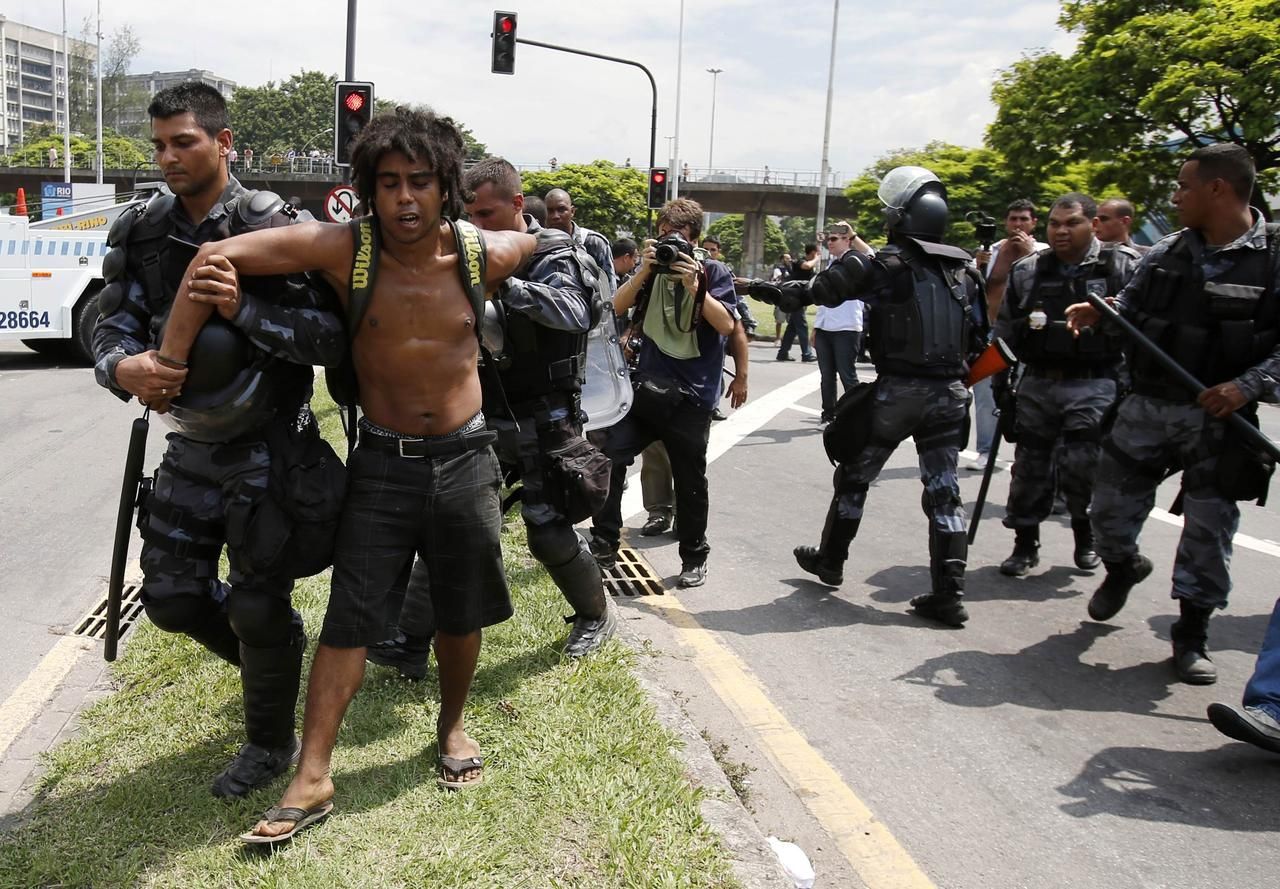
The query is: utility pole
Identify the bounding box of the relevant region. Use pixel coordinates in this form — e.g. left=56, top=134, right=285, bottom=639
left=62, top=0, right=71, bottom=184
left=706, top=67, right=722, bottom=170
left=815, top=0, right=840, bottom=252
left=671, top=0, right=685, bottom=200
left=95, top=0, right=103, bottom=183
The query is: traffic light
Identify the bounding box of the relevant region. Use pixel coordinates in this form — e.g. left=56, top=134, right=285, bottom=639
left=647, top=167, right=669, bottom=209
left=334, top=81, right=374, bottom=167
left=491, top=11, right=517, bottom=75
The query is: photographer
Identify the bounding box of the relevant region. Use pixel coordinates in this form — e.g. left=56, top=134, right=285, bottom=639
left=589, top=198, right=742, bottom=588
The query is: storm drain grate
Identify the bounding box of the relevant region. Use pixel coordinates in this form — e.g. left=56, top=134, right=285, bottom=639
left=74, top=583, right=146, bottom=641
left=602, top=546, right=666, bottom=597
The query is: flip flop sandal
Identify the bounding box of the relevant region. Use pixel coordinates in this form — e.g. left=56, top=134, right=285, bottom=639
left=240, top=799, right=334, bottom=846
left=437, top=754, right=484, bottom=790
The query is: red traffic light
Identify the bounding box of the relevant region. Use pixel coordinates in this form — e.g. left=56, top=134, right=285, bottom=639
left=499, top=15, right=514, bottom=32
left=652, top=171, right=666, bottom=184
left=343, top=91, right=366, bottom=113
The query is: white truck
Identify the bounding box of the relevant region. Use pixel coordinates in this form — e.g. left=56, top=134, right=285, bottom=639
left=0, top=197, right=148, bottom=362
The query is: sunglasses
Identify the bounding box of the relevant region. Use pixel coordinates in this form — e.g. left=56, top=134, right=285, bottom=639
left=826, top=234, right=847, bottom=242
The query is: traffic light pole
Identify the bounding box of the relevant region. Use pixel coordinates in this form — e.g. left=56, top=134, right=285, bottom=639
left=515, top=36, right=658, bottom=233
left=344, top=0, right=358, bottom=184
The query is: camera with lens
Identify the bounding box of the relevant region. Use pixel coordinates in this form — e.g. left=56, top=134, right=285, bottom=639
left=653, top=232, right=696, bottom=268
left=965, top=211, right=998, bottom=250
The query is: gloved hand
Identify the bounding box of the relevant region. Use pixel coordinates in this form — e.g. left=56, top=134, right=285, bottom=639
left=748, top=280, right=810, bottom=314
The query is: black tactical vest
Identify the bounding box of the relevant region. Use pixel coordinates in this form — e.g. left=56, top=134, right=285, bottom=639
left=119, top=191, right=312, bottom=441
left=1130, top=227, right=1279, bottom=397
left=869, top=244, right=973, bottom=378
left=486, top=238, right=603, bottom=419
left=1020, top=245, right=1127, bottom=368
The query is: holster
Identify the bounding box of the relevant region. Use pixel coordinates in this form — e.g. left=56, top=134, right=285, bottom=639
left=823, top=381, right=877, bottom=466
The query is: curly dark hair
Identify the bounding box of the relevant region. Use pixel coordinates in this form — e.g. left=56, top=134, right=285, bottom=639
left=351, top=106, right=469, bottom=220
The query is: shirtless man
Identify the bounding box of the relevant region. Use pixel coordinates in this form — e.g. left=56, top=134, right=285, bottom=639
left=160, top=107, right=535, bottom=842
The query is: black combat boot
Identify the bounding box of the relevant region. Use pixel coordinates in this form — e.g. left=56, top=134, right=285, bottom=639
left=1087, top=553, right=1153, bottom=621
left=1071, top=519, right=1101, bottom=571
left=1000, top=526, right=1040, bottom=577
left=795, top=505, right=859, bottom=586
left=1171, top=599, right=1217, bottom=685
left=547, top=537, right=616, bottom=658
left=211, top=628, right=306, bottom=798
left=912, top=528, right=969, bottom=627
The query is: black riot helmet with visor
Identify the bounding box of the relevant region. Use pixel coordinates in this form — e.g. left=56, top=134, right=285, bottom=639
left=878, top=165, right=949, bottom=243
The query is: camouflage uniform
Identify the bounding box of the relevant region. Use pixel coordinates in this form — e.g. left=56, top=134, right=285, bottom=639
left=994, top=239, right=1140, bottom=572
left=93, top=180, right=344, bottom=792
left=1088, top=212, right=1280, bottom=681
left=795, top=237, right=989, bottom=624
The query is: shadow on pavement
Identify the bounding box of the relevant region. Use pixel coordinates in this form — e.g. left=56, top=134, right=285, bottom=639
left=1058, top=743, right=1280, bottom=830
left=689, top=578, right=924, bottom=636
left=963, top=564, right=1089, bottom=603
left=893, top=622, right=1180, bottom=715
left=1147, top=610, right=1272, bottom=656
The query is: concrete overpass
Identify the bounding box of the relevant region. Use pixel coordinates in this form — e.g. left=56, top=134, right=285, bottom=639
left=0, top=163, right=858, bottom=276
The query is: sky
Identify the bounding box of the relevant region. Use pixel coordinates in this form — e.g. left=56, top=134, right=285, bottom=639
left=9, top=0, right=1076, bottom=178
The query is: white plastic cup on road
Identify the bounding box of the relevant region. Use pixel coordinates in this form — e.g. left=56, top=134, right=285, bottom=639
left=767, top=836, right=816, bottom=888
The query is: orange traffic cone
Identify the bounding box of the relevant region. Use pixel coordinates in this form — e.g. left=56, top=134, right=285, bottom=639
left=15, top=187, right=27, bottom=217
left=966, top=337, right=1016, bottom=387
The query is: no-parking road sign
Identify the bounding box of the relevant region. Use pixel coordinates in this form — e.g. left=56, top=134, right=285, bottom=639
left=325, top=185, right=359, bottom=223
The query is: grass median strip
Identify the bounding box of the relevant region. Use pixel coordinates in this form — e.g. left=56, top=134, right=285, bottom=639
left=0, top=391, right=741, bottom=888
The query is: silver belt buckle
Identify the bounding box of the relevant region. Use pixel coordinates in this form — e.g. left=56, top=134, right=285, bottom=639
left=398, top=437, right=424, bottom=458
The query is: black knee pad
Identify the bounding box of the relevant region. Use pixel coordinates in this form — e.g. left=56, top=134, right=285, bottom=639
left=143, top=593, right=219, bottom=635
left=227, top=594, right=299, bottom=648
left=526, top=520, right=582, bottom=569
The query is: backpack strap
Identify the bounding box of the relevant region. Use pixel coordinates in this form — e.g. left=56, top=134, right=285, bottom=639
left=449, top=217, right=521, bottom=428
left=345, top=216, right=379, bottom=341
left=449, top=218, right=487, bottom=340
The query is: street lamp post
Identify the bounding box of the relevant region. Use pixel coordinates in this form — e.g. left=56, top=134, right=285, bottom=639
left=706, top=67, right=723, bottom=171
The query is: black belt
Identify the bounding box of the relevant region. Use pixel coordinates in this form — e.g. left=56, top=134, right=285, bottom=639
left=1024, top=365, right=1113, bottom=381
left=359, top=428, right=497, bottom=459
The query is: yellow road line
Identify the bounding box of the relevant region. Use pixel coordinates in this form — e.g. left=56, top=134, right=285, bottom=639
left=0, top=635, right=89, bottom=760
left=644, top=593, right=937, bottom=889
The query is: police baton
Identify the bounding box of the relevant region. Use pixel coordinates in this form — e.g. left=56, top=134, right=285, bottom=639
left=1085, top=292, right=1280, bottom=465
left=967, top=411, right=1007, bottom=545
left=105, top=408, right=150, bottom=662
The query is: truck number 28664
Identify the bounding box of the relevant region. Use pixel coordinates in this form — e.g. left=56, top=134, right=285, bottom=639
left=0, top=310, right=52, bottom=330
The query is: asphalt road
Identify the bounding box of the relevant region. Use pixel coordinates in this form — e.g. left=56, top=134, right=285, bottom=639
left=621, top=342, right=1280, bottom=889
left=0, top=343, right=164, bottom=704
left=4, top=337, right=1279, bottom=888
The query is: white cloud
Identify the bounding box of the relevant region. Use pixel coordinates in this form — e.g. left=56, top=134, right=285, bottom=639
left=9, top=0, right=1073, bottom=179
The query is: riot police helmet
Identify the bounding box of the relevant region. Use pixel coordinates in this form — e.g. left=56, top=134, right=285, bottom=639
left=877, top=165, right=949, bottom=243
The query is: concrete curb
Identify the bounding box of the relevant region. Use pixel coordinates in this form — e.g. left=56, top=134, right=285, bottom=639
left=619, top=620, right=792, bottom=888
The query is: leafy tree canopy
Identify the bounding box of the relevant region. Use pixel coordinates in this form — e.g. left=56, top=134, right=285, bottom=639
left=521, top=161, right=649, bottom=241
left=989, top=0, right=1280, bottom=215
left=2, top=124, right=148, bottom=170
left=842, top=141, right=1113, bottom=248
left=705, top=214, right=788, bottom=273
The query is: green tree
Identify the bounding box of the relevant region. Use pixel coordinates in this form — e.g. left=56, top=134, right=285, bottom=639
left=229, top=70, right=338, bottom=158
left=989, top=0, right=1280, bottom=216
left=841, top=142, right=1110, bottom=248
left=705, top=214, right=787, bottom=273
left=2, top=123, right=148, bottom=170
left=521, top=161, right=648, bottom=240
left=100, top=26, right=151, bottom=139
left=779, top=216, right=818, bottom=255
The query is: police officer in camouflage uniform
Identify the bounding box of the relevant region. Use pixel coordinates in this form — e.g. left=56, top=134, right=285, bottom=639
left=994, top=194, right=1141, bottom=577
left=1067, top=144, right=1280, bottom=684
left=92, top=82, right=344, bottom=795
left=369, top=157, right=616, bottom=669
left=749, top=167, right=989, bottom=626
